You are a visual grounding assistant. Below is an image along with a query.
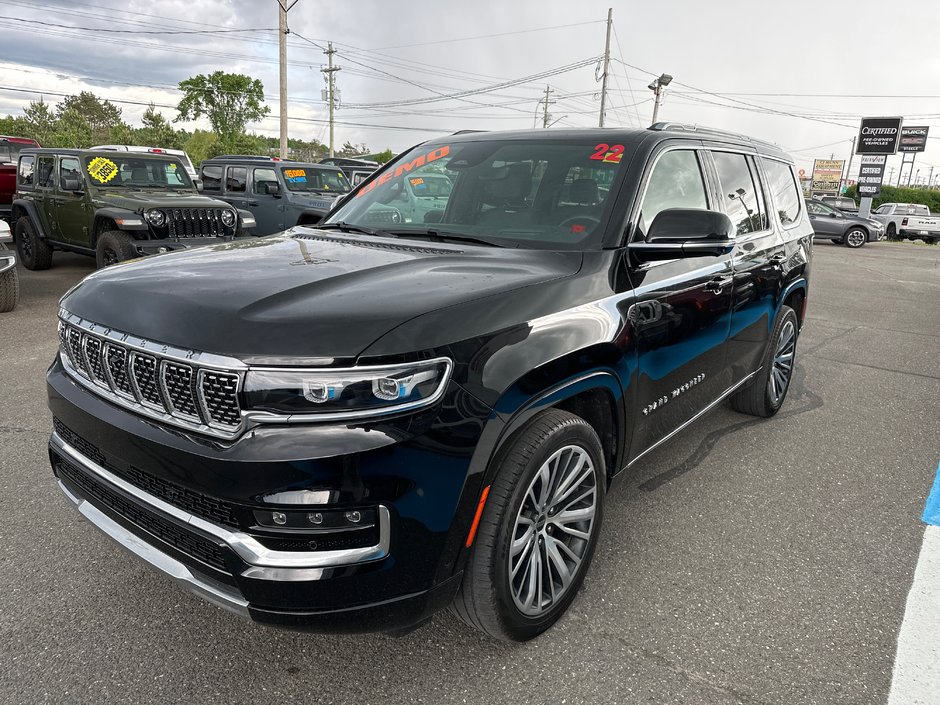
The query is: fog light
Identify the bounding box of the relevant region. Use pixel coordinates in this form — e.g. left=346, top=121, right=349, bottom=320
left=345, top=510, right=361, bottom=524
left=272, top=511, right=287, bottom=525
left=307, top=512, right=323, bottom=525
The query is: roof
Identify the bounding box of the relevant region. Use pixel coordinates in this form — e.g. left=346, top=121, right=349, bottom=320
left=201, top=157, right=344, bottom=171
left=17, top=147, right=187, bottom=160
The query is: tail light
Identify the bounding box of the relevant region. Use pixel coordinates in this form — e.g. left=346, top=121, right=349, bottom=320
left=902, top=217, right=909, bottom=226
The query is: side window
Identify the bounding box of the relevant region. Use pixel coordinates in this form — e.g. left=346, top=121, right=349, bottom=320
left=225, top=167, right=247, bottom=193
left=253, top=167, right=278, bottom=195
left=637, top=149, right=708, bottom=236
left=761, top=159, right=801, bottom=226
left=874, top=205, right=890, bottom=215
left=36, top=156, right=55, bottom=188
left=59, top=157, right=80, bottom=190
left=201, top=165, right=222, bottom=191
left=17, top=156, right=35, bottom=187
left=711, top=152, right=767, bottom=235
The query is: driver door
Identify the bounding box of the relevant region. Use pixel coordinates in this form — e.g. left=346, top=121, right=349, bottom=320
left=807, top=201, right=842, bottom=237
left=626, top=147, right=735, bottom=460
left=51, top=156, right=87, bottom=245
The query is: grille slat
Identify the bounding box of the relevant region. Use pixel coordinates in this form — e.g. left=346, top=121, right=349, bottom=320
left=167, top=207, right=226, bottom=238
left=58, top=320, right=243, bottom=438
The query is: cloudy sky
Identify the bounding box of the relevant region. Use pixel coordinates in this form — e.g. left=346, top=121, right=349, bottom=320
left=4, top=0, right=940, bottom=183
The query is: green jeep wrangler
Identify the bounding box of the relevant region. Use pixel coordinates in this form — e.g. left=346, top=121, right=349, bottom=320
left=11, top=149, right=255, bottom=269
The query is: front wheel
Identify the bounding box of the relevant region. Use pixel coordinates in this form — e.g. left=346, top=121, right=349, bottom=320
left=451, top=409, right=606, bottom=642
left=95, top=231, right=139, bottom=268
left=844, top=228, right=867, bottom=248
left=730, top=305, right=798, bottom=418
left=0, top=265, right=18, bottom=313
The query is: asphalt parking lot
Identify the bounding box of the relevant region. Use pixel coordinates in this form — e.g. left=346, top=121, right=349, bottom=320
left=1, top=241, right=938, bottom=705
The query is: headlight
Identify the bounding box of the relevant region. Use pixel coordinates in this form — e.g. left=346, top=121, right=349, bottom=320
left=244, top=357, right=452, bottom=418
left=145, top=209, right=166, bottom=227
left=220, top=209, right=236, bottom=227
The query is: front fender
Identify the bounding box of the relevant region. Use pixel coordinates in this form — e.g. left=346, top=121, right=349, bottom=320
left=95, top=207, right=148, bottom=232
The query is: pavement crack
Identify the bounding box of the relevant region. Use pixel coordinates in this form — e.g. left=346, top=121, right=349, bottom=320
left=813, top=355, right=940, bottom=381
left=0, top=425, right=47, bottom=436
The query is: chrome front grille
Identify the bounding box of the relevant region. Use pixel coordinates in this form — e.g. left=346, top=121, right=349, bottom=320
left=57, top=314, right=245, bottom=439
left=167, top=208, right=228, bottom=238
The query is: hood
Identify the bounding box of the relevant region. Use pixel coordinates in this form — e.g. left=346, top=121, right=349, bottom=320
left=93, top=190, right=234, bottom=212
left=61, top=228, right=582, bottom=362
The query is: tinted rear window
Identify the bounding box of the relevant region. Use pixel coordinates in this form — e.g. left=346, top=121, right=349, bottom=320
left=201, top=165, right=222, bottom=191
left=762, top=159, right=802, bottom=226
left=17, top=155, right=35, bottom=186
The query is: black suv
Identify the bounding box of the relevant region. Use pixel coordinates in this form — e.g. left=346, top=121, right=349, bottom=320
left=200, top=156, right=350, bottom=235
left=48, top=125, right=812, bottom=641
left=12, top=149, right=255, bottom=269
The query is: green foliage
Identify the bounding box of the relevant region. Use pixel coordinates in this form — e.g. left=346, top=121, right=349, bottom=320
left=846, top=184, right=940, bottom=213
left=176, top=71, right=270, bottom=144
left=372, top=149, right=395, bottom=164
left=137, top=104, right=180, bottom=150
left=183, top=130, right=223, bottom=165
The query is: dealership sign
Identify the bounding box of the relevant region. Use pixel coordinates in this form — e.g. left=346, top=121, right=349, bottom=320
left=811, top=158, right=844, bottom=193
left=856, top=117, right=903, bottom=154
left=898, top=125, right=929, bottom=153
left=857, top=155, right=887, bottom=197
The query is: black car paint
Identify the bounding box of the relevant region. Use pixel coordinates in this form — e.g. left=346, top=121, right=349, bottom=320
left=48, top=127, right=812, bottom=632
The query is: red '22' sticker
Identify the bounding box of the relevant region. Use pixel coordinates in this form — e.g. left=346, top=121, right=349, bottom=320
left=590, top=143, right=624, bottom=163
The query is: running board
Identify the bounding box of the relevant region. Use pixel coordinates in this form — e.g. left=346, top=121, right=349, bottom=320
left=626, top=368, right=761, bottom=469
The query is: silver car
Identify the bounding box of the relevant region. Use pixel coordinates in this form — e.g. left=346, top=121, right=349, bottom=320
left=805, top=199, right=884, bottom=248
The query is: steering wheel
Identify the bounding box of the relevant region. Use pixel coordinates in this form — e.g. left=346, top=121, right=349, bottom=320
left=559, top=215, right=601, bottom=230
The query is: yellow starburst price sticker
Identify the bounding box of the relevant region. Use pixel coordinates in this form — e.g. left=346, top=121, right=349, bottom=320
left=87, top=157, right=119, bottom=184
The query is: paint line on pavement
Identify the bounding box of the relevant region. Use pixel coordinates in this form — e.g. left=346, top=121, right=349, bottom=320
left=887, top=462, right=940, bottom=705
left=922, top=461, right=940, bottom=527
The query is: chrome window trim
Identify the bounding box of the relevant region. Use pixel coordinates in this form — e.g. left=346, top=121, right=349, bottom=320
left=52, top=432, right=392, bottom=571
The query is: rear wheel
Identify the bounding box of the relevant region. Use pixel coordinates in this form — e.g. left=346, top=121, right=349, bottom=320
left=15, top=217, right=53, bottom=270
left=0, top=265, right=18, bottom=313
left=95, top=230, right=139, bottom=268
left=844, top=228, right=867, bottom=248
left=885, top=223, right=897, bottom=241
left=730, top=305, right=798, bottom=418
left=451, top=409, right=605, bottom=642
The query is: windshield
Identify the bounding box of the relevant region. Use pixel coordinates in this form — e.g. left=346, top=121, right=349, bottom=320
left=325, top=138, right=629, bottom=249
left=281, top=166, right=350, bottom=193
left=83, top=155, right=193, bottom=189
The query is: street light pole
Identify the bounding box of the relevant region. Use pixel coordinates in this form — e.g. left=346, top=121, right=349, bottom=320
left=648, top=73, right=673, bottom=125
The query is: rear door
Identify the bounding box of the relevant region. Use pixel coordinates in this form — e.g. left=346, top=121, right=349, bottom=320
left=707, top=150, right=786, bottom=382
left=221, top=165, right=249, bottom=212
left=627, top=146, right=735, bottom=459
left=34, top=155, right=57, bottom=238
left=250, top=166, right=283, bottom=235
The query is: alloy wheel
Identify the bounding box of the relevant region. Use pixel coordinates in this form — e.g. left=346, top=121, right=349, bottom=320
left=769, top=319, right=795, bottom=405
left=846, top=229, right=866, bottom=247
left=509, top=444, right=597, bottom=616
left=102, top=248, right=118, bottom=266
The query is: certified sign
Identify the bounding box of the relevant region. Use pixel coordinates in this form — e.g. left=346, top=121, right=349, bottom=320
left=857, top=155, right=887, bottom=197
left=856, top=117, right=903, bottom=154
left=898, top=125, right=929, bottom=153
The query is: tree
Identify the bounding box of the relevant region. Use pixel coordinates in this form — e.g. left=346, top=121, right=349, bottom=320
left=49, top=108, right=92, bottom=148
left=373, top=149, right=395, bottom=164
left=136, top=104, right=179, bottom=149
left=22, top=100, right=56, bottom=144
left=176, top=71, right=269, bottom=148
left=56, top=92, right=124, bottom=143
left=183, top=129, right=223, bottom=165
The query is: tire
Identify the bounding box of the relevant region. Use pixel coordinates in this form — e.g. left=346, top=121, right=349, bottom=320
left=886, top=223, right=897, bottom=241
left=730, top=305, right=799, bottom=418
left=844, top=228, right=867, bottom=248
left=14, top=217, right=53, bottom=270
left=95, top=230, right=139, bottom=268
left=451, top=409, right=606, bottom=642
left=0, top=266, right=18, bottom=313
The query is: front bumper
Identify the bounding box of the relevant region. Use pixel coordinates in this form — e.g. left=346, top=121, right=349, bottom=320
left=48, top=359, right=492, bottom=632
left=134, top=235, right=254, bottom=256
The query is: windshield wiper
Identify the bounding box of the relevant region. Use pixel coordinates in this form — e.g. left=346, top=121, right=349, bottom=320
left=389, top=229, right=511, bottom=248
left=317, top=221, right=397, bottom=239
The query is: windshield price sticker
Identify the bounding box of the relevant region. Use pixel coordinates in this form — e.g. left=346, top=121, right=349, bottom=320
left=409, top=177, right=425, bottom=187
left=284, top=168, right=307, bottom=183
left=590, top=143, right=624, bottom=163
left=87, top=157, right=119, bottom=184
left=356, top=145, right=450, bottom=198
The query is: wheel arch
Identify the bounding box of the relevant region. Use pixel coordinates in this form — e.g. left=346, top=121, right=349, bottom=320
left=10, top=199, right=47, bottom=240
left=779, top=278, right=808, bottom=329
left=93, top=208, right=148, bottom=247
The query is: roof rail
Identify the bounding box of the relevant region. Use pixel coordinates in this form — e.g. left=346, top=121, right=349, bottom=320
left=451, top=129, right=487, bottom=136
left=649, top=122, right=784, bottom=152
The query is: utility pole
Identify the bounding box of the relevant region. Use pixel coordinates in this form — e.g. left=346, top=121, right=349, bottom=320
left=649, top=73, right=673, bottom=124
left=598, top=7, right=612, bottom=128
left=928, top=165, right=935, bottom=189
left=840, top=136, right=856, bottom=195
left=277, top=0, right=299, bottom=160
left=541, top=85, right=555, bottom=128
left=321, top=42, right=341, bottom=157
left=888, top=166, right=895, bottom=186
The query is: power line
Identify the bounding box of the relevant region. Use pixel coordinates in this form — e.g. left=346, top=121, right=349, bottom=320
left=0, top=15, right=272, bottom=35
left=372, top=20, right=604, bottom=50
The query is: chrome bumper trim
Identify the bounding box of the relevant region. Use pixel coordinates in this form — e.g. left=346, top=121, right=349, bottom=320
left=58, top=480, right=250, bottom=618
left=51, top=431, right=392, bottom=571
left=0, top=254, right=15, bottom=275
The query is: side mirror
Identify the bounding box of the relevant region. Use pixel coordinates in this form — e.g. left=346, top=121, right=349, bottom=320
left=628, top=208, right=735, bottom=261
left=264, top=182, right=280, bottom=196
left=63, top=177, right=82, bottom=192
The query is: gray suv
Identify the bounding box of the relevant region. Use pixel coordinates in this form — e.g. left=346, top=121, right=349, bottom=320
left=805, top=199, right=884, bottom=248
left=200, top=157, right=350, bottom=235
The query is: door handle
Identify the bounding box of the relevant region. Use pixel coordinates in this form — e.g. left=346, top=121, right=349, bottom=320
left=705, top=276, right=733, bottom=293
left=247, top=201, right=259, bottom=207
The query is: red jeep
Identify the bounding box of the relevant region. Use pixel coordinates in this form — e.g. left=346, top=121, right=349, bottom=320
left=1, top=136, right=41, bottom=221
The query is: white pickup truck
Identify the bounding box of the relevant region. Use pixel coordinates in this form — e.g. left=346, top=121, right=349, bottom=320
left=871, top=203, right=940, bottom=244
